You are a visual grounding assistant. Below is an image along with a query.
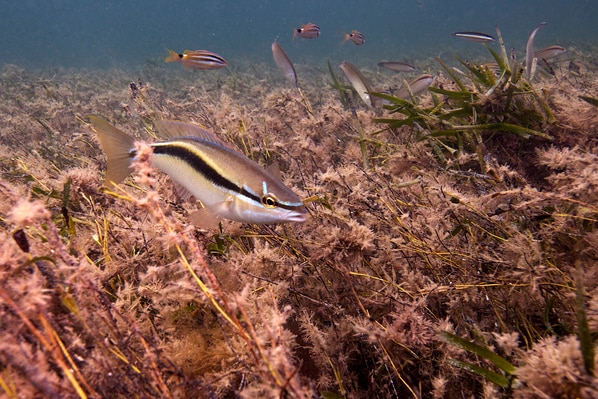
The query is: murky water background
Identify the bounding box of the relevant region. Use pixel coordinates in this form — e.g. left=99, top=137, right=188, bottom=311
left=1, top=0, right=596, bottom=69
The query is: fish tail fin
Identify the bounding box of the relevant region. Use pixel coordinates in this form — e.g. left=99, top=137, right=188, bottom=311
left=88, top=115, right=135, bottom=187
left=339, top=30, right=349, bottom=45
left=164, top=48, right=180, bottom=63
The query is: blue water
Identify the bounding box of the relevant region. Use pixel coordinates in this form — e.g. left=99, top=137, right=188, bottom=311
left=1, top=0, right=596, bottom=70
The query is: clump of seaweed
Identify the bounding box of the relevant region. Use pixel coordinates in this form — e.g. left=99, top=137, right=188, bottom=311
left=372, top=27, right=556, bottom=176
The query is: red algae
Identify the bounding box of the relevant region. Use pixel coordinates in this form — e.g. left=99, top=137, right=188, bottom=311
left=0, top=50, right=596, bottom=398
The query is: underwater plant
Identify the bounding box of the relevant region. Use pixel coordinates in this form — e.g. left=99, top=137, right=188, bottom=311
left=371, top=27, right=555, bottom=174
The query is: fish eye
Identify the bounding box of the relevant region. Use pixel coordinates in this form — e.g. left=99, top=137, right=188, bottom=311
left=261, top=193, right=278, bottom=208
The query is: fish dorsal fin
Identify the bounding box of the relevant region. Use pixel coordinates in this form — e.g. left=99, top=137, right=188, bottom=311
left=266, top=161, right=281, bottom=180
left=155, top=120, right=226, bottom=145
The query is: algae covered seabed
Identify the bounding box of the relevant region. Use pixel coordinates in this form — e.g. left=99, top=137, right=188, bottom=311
left=0, top=47, right=597, bottom=398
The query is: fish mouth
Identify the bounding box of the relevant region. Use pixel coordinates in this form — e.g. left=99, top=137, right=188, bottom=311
left=287, top=209, right=307, bottom=223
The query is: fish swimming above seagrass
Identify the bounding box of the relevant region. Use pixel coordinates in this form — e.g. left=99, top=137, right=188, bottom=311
left=451, top=31, right=495, bottom=43
left=339, top=61, right=375, bottom=109
left=164, top=49, right=227, bottom=70
left=293, top=23, right=320, bottom=41
left=272, top=39, right=298, bottom=87
left=525, top=22, right=547, bottom=80
left=89, top=116, right=306, bottom=225
left=377, top=61, right=416, bottom=73
left=342, top=30, right=365, bottom=46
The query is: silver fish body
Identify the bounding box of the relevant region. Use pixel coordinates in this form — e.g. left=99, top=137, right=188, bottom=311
left=377, top=61, right=416, bottom=72
left=89, top=116, right=306, bottom=225
left=452, top=31, right=495, bottom=43
left=272, top=39, right=298, bottom=87
left=395, top=74, right=434, bottom=100
left=525, top=22, right=547, bottom=80
left=534, top=45, right=565, bottom=61
left=339, top=61, right=374, bottom=109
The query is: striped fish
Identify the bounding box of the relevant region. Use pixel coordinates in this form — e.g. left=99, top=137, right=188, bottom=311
left=293, top=23, right=320, bottom=41
left=535, top=45, right=565, bottom=61
left=343, top=30, right=365, bottom=46
left=522, top=46, right=565, bottom=66
left=164, top=49, right=227, bottom=70
left=377, top=61, right=416, bottom=73
left=89, top=116, right=306, bottom=225
left=451, top=31, right=495, bottom=43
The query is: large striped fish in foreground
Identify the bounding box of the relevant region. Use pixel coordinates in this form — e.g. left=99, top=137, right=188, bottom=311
left=89, top=116, right=306, bottom=225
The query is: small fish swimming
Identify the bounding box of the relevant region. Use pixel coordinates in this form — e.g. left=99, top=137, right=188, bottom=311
left=394, top=74, right=434, bottom=100
left=525, top=22, right=547, bottom=80
left=451, top=31, right=496, bottom=43
left=89, top=116, right=306, bottom=225
left=272, top=39, right=298, bottom=87
left=339, top=61, right=374, bottom=109
left=521, top=45, right=565, bottom=66
left=377, top=61, right=416, bottom=72
left=342, top=30, right=365, bottom=46
left=164, top=49, right=227, bottom=70
left=293, top=23, right=320, bottom=41
left=535, top=45, right=565, bottom=61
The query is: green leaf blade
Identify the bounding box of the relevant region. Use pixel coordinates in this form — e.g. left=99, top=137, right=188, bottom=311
left=440, top=331, right=517, bottom=375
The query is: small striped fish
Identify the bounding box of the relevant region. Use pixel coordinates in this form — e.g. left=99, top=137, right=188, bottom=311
left=377, top=61, right=416, bottom=73
left=343, top=30, right=365, bottom=46
left=535, top=45, right=565, bottom=61
left=89, top=116, right=306, bottom=225
left=451, top=31, right=495, bottom=43
left=164, top=49, right=227, bottom=70
left=293, top=23, right=320, bottom=41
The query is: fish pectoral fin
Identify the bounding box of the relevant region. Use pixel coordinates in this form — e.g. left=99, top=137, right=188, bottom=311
left=189, top=207, right=221, bottom=229
left=189, top=197, right=234, bottom=229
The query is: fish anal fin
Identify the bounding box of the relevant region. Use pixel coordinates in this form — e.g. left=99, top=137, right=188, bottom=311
left=189, top=207, right=221, bottom=229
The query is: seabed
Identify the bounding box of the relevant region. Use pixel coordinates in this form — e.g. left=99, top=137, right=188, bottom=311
left=0, top=46, right=597, bottom=398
